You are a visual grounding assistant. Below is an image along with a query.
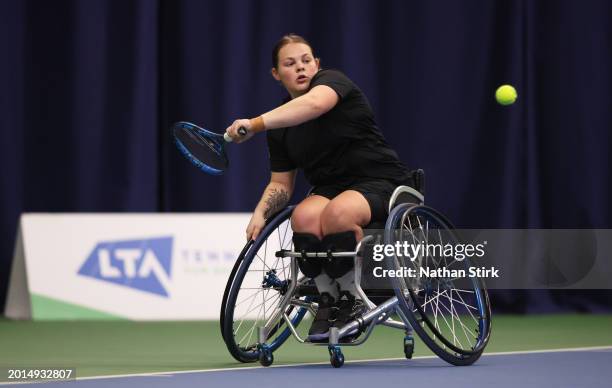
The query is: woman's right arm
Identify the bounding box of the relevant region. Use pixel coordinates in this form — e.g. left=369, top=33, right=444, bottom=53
left=246, top=170, right=296, bottom=241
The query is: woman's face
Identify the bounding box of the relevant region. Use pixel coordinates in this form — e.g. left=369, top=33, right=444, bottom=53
left=272, top=42, right=320, bottom=98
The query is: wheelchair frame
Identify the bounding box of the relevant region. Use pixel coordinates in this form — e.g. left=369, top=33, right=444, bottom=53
left=257, top=235, right=416, bottom=367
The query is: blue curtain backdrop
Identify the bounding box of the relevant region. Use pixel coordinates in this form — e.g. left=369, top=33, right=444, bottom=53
left=1, top=0, right=611, bottom=312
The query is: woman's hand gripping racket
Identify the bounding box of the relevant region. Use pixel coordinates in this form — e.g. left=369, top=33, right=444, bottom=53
left=173, top=121, right=247, bottom=175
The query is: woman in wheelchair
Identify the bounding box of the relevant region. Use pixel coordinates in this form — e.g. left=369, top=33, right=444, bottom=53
left=223, top=33, right=491, bottom=367
left=225, top=34, right=416, bottom=342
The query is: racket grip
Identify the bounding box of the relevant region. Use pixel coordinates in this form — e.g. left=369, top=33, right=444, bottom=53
left=224, top=127, right=248, bottom=143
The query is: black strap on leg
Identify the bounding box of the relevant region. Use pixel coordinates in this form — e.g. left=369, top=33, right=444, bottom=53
left=293, top=232, right=323, bottom=278
left=321, top=231, right=357, bottom=279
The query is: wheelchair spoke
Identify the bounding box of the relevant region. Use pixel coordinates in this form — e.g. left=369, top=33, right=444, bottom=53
left=442, top=295, right=470, bottom=331
left=240, top=289, right=269, bottom=347
left=434, top=276, right=442, bottom=336
left=235, top=288, right=278, bottom=320
left=278, top=219, right=291, bottom=251
left=233, top=289, right=262, bottom=334
left=237, top=289, right=281, bottom=320
left=450, top=291, right=478, bottom=345
left=419, top=289, right=459, bottom=348
left=263, top=237, right=269, bottom=270
left=436, top=293, right=477, bottom=344
left=254, top=253, right=273, bottom=272
left=416, top=285, right=479, bottom=349
left=446, top=288, right=480, bottom=324
left=413, top=282, right=473, bottom=346
left=262, top=283, right=266, bottom=328
left=437, top=301, right=459, bottom=347
left=445, top=291, right=465, bottom=347
left=235, top=290, right=281, bottom=346
left=235, top=288, right=263, bottom=307
left=454, top=289, right=475, bottom=294
left=241, top=293, right=282, bottom=348
left=235, top=286, right=269, bottom=289
left=441, top=305, right=463, bottom=348
left=419, top=288, right=448, bottom=309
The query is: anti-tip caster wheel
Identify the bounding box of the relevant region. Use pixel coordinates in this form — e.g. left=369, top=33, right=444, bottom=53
left=259, top=347, right=274, bottom=367
left=404, top=335, right=414, bottom=359
left=328, top=345, right=345, bottom=368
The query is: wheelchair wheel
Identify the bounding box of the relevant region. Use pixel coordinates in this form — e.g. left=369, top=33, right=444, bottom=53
left=385, top=204, right=492, bottom=366
left=221, top=206, right=308, bottom=363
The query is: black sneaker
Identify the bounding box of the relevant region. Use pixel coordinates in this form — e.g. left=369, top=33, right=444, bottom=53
left=333, top=291, right=367, bottom=341
left=307, top=292, right=337, bottom=342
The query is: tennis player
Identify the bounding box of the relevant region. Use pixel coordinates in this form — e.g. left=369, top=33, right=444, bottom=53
left=226, top=34, right=414, bottom=342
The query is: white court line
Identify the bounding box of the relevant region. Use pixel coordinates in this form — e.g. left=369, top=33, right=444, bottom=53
left=2, top=345, right=612, bottom=386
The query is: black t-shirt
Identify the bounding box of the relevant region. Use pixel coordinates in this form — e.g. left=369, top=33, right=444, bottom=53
left=266, top=69, right=410, bottom=187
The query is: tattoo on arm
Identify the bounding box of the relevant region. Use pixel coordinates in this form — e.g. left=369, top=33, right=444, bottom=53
left=263, top=188, right=289, bottom=219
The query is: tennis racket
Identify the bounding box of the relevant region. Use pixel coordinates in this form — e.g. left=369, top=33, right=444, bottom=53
left=173, top=121, right=247, bottom=175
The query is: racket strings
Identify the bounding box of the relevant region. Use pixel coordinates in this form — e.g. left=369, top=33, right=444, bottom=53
left=175, top=124, right=229, bottom=171
left=186, top=127, right=223, bottom=154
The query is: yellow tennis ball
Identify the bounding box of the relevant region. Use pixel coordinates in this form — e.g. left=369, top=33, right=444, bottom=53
left=495, top=84, right=518, bottom=105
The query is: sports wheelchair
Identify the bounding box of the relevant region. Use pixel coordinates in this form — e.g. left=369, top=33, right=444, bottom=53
left=220, top=170, right=491, bottom=368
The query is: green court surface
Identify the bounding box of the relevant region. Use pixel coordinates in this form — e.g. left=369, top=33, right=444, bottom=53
left=1, top=314, right=611, bottom=379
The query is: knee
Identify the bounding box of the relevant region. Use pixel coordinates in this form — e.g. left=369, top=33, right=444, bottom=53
left=291, top=204, right=322, bottom=235
left=320, top=202, right=354, bottom=234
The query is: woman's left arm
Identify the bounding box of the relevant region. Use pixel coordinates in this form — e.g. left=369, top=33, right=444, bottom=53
left=226, top=85, right=338, bottom=142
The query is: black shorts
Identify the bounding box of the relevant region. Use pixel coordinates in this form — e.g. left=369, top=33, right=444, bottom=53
left=310, top=178, right=414, bottom=225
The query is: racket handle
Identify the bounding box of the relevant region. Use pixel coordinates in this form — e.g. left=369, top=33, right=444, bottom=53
left=224, top=127, right=248, bottom=143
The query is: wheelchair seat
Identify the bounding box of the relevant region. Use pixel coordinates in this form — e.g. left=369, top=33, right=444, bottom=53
left=364, top=169, right=426, bottom=230
left=387, top=169, right=425, bottom=214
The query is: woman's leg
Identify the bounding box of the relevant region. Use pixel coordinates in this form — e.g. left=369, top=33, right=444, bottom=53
left=319, top=190, right=371, bottom=286
left=291, top=194, right=330, bottom=280
left=320, top=190, right=371, bottom=240
left=318, top=190, right=371, bottom=339
left=291, top=194, right=339, bottom=298
left=291, top=195, right=339, bottom=340
left=290, top=194, right=330, bottom=238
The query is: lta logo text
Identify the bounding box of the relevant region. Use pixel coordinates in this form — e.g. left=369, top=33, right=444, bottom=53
left=78, top=237, right=173, bottom=297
